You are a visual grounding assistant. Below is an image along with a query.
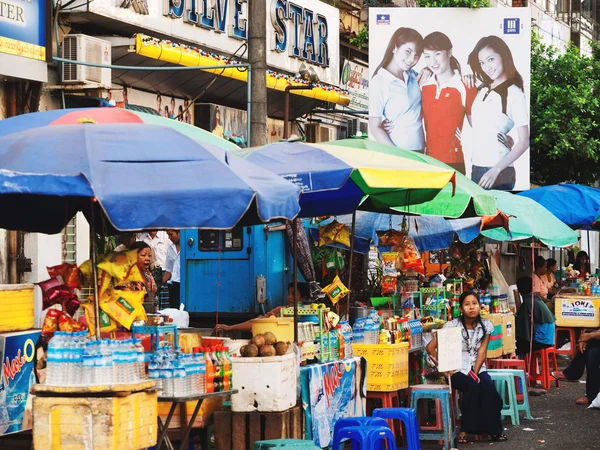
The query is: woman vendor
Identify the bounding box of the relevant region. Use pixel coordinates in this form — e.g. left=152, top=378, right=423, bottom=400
left=115, top=241, right=158, bottom=312
left=575, top=251, right=591, bottom=279
left=216, top=283, right=310, bottom=332
left=426, top=291, right=506, bottom=443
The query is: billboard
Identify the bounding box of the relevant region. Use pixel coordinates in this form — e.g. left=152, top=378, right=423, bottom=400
left=369, top=8, right=531, bottom=191
left=111, top=87, right=194, bottom=124
left=340, top=59, right=369, bottom=111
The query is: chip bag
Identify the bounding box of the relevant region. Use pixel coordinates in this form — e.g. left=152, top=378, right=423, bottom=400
left=38, top=277, right=66, bottom=306
left=377, top=230, right=405, bottom=248
left=47, top=263, right=81, bottom=290
left=41, top=308, right=62, bottom=337
left=318, top=221, right=351, bottom=248
left=324, top=248, right=345, bottom=272
left=82, top=302, right=117, bottom=337
left=396, top=236, right=425, bottom=274
left=98, top=250, right=143, bottom=283
left=58, top=313, right=87, bottom=332
left=381, top=252, right=398, bottom=277
left=382, top=276, right=397, bottom=296
left=101, top=290, right=146, bottom=329
left=321, top=275, right=350, bottom=305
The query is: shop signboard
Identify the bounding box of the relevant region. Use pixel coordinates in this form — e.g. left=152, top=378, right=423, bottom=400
left=303, top=358, right=365, bottom=448
left=368, top=8, right=531, bottom=191
left=0, top=0, right=47, bottom=61
left=0, top=330, right=41, bottom=435
left=77, top=0, right=340, bottom=84
left=340, top=59, right=369, bottom=111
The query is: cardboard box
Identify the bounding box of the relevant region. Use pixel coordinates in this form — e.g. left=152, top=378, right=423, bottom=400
left=502, top=314, right=516, bottom=355
left=555, top=296, right=600, bottom=327
left=0, top=329, right=41, bottom=435
left=486, top=314, right=503, bottom=359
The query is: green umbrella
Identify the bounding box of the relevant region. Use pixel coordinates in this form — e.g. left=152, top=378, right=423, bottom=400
left=482, top=190, right=579, bottom=247
left=322, top=138, right=497, bottom=218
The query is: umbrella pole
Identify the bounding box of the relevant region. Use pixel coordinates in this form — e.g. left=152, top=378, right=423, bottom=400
left=292, top=219, right=298, bottom=343
left=89, top=200, right=102, bottom=340
left=347, top=211, right=357, bottom=317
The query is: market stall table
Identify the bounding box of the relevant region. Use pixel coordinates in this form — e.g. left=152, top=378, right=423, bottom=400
left=157, top=390, right=238, bottom=450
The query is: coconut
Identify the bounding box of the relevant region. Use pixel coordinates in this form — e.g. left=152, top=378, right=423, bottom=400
left=259, top=344, right=276, bottom=357
left=239, top=345, right=249, bottom=357
left=250, top=334, right=266, bottom=348
left=245, top=344, right=259, bottom=357
left=263, top=331, right=277, bottom=345
left=275, top=341, right=288, bottom=356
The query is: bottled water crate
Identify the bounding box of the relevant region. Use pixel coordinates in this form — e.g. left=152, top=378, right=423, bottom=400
left=231, top=353, right=297, bottom=412
left=352, top=343, right=409, bottom=391
left=33, top=390, right=157, bottom=450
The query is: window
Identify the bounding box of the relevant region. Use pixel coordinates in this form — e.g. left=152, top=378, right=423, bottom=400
left=62, top=218, right=77, bottom=264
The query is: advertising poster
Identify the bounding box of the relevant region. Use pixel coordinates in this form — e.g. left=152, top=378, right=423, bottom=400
left=340, top=59, right=369, bottom=111
left=195, top=103, right=248, bottom=148
left=304, top=358, right=366, bottom=448
left=0, top=330, right=41, bottom=435
left=369, top=8, right=531, bottom=191
left=110, top=87, right=194, bottom=124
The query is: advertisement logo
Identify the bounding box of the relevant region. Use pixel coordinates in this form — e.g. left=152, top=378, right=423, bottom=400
left=503, top=18, right=520, bottom=34
left=376, top=14, right=390, bottom=25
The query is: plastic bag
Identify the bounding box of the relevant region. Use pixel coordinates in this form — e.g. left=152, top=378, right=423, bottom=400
left=318, top=221, right=351, bottom=248
left=396, top=236, right=424, bottom=274
left=589, top=392, right=600, bottom=409
left=82, top=302, right=117, bottom=337
left=321, top=275, right=350, bottom=304
left=97, top=250, right=143, bottom=283
left=159, top=304, right=190, bottom=328
left=101, top=290, right=146, bottom=329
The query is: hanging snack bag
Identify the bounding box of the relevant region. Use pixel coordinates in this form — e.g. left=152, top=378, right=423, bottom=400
left=58, top=313, right=88, bottom=332
left=396, top=236, right=425, bottom=274
left=47, top=262, right=82, bottom=290
left=382, top=276, right=397, bottom=296
left=324, top=248, right=345, bottom=272
left=82, top=302, right=117, bottom=336
left=377, top=230, right=405, bottom=248
left=381, top=252, right=399, bottom=277
left=101, top=290, right=146, bottom=329
left=321, top=275, right=350, bottom=305
left=41, top=308, right=62, bottom=337
left=98, top=250, right=143, bottom=283
left=318, top=221, right=351, bottom=248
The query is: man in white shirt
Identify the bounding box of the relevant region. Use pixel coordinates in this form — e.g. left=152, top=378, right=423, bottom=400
left=163, top=230, right=181, bottom=309
left=136, top=231, right=169, bottom=270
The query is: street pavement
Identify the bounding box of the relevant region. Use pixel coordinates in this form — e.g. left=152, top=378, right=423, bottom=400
left=423, top=358, right=600, bottom=450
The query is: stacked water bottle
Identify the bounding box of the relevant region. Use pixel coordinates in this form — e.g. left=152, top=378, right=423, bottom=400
left=363, top=310, right=381, bottom=344
left=148, top=344, right=233, bottom=398
left=45, top=332, right=147, bottom=386
left=339, top=320, right=353, bottom=358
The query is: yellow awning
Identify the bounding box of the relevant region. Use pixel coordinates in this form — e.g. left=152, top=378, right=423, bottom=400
left=135, top=34, right=351, bottom=107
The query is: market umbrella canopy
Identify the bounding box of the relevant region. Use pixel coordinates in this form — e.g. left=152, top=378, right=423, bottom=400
left=232, top=141, right=456, bottom=217
left=322, top=138, right=497, bottom=218
left=0, top=107, right=238, bottom=151
left=482, top=190, right=579, bottom=247
left=0, top=121, right=301, bottom=233
left=518, top=184, right=600, bottom=230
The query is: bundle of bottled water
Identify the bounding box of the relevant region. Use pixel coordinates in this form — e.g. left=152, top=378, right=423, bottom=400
left=352, top=310, right=381, bottom=345
left=45, top=332, right=147, bottom=386
left=148, top=343, right=207, bottom=398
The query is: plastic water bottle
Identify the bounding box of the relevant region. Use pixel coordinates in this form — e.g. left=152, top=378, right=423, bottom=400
left=364, top=314, right=376, bottom=344
left=196, top=353, right=206, bottom=394
left=162, top=364, right=175, bottom=397
left=352, top=318, right=365, bottom=344
left=98, top=340, right=114, bottom=385
left=329, top=329, right=340, bottom=361
left=148, top=362, right=161, bottom=393
left=340, top=320, right=353, bottom=358
left=133, top=339, right=146, bottom=380
left=46, top=332, right=64, bottom=385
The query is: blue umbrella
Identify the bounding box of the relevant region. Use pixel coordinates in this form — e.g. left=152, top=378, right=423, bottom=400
left=310, top=212, right=484, bottom=254
left=0, top=122, right=301, bottom=233
left=518, top=184, right=600, bottom=230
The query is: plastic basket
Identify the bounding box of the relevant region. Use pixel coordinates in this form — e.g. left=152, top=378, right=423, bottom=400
left=352, top=343, right=409, bottom=391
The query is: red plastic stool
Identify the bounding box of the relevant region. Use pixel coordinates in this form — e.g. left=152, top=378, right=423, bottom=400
left=529, top=347, right=560, bottom=389
left=555, top=327, right=578, bottom=359
left=366, top=391, right=401, bottom=437
left=488, top=359, right=528, bottom=401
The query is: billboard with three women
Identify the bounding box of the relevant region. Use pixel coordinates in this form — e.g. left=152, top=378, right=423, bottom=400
left=369, top=8, right=531, bottom=191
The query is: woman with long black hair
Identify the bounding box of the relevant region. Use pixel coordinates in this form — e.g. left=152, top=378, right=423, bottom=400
left=426, top=291, right=506, bottom=443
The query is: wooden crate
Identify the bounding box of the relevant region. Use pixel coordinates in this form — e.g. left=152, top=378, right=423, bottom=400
left=33, top=390, right=157, bottom=450
left=213, top=406, right=304, bottom=450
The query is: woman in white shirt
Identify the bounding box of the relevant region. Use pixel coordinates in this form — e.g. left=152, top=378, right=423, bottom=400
left=467, top=36, right=529, bottom=190
left=426, top=291, right=506, bottom=443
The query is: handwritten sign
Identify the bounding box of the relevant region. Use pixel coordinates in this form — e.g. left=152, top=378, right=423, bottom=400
left=436, top=327, right=462, bottom=373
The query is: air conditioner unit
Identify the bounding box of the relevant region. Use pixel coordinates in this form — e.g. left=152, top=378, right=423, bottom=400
left=62, top=34, right=112, bottom=87
left=347, top=118, right=359, bottom=137
left=320, top=125, right=335, bottom=142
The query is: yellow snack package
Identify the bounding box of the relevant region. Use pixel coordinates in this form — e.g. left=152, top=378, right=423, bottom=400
left=97, top=250, right=143, bottom=283
left=321, top=275, right=350, bottom=305
left=82, top=302, right=117, bottom=337
left=318, top=221, right=351, bottom=248
left=101, top=290, right=145, bottom=329
left=98, top=269, right=113, bottom=300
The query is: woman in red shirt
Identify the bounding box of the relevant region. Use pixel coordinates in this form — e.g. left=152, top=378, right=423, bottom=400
left=420, top=32, right=476, bottom=175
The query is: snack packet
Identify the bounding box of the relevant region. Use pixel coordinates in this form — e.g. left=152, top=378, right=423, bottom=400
left=58, top=313, right=87, bottom=332
left=377, top=230, right=405, bottom=248
left=47, top=263, right=81, bottom=290
left=381, top=252, right=399, bottom=277
left=81, top=302, right=117, bottom=336
left=321, top=275, right=350, bottom=305
left=98, top=250, right=143, bottom=283
left=318, top=221, right=351, bottom=248
left=382, top=276, right=397, bottom=296
left=396, top=236, right=425, bottom=274
left=41, top=308, right=62, bottom=337
left=101, top=290, right=146, bottom=329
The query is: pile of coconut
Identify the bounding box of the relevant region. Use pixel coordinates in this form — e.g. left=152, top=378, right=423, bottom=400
left=239, top=332, right=290, bottom=357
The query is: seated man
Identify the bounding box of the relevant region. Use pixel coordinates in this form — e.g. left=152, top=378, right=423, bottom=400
left=553, top=330, right=600, bottom=405
left=515, top=276, right=556, bottom=356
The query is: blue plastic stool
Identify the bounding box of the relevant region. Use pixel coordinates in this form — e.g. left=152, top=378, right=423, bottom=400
left=333, top=417, right=389, bottom=450
left=410, top=386, right=456, bottom=450
left=487, top=370, right=520, bottom=426
left=373, top=408, right=421, bottom=450
left=332, top=426, right=395, bottom=450
left=487, top=369, right=533, bottom=421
